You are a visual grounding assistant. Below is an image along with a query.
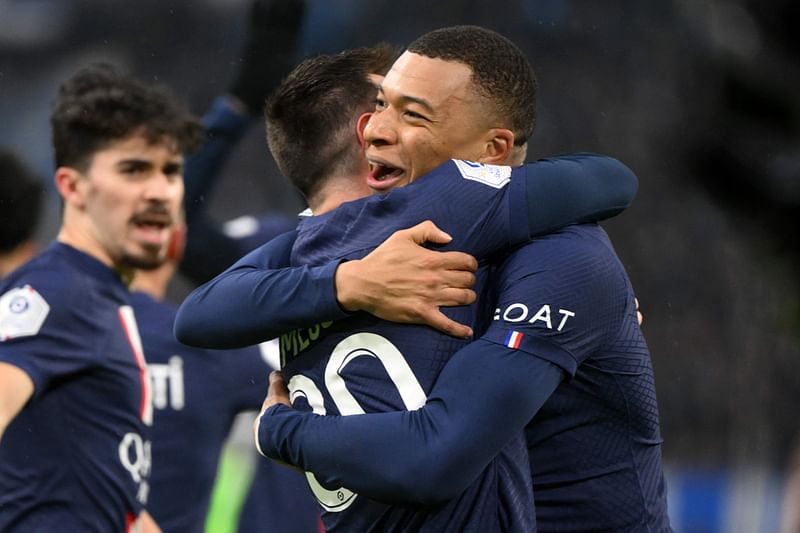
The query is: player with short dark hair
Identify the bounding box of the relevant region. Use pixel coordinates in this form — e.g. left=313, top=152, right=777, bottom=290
left=0, top=63, right=202, bottom=532
left=176, top=33, right=642, bottom=532
left=408, top=24, right=537, bottom=148
left=266, top=44, right=398, bottom=203
left=251, top=26, right=671, bottom=531
left=0, top=149, right=45, bottom=278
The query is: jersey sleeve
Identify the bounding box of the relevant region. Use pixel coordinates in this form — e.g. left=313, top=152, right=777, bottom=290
left=0, top=274, right=99, bottom=397
left=291, top=154, right=636, bottom=265
left=174, top=230, right=350, bottom=349
left=180, top=96, right=254, bottom=286
left=524, top=153, right=638, bottom=236
left=256, top=338, right=563, bottom=504
left=481, top=225, right=629, bottom=376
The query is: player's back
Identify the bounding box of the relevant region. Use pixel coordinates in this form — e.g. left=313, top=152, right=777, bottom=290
left=280, top=307, right=534, bottom=532
left=486, top=224, right=670, bottom=532
left=282, top=166, right=537, bottom=531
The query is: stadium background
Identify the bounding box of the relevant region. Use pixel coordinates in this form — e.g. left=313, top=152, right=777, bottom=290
left=0, top=0, right=797, bottom=531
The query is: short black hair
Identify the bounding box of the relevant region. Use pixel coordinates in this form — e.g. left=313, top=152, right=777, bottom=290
left=50, top=63, right=204, bottom=171
left=0, top=149, right=45, bottom=253
left=266, top=44, right=397, bottom=201
left=408, top=25, right=537, bottom=145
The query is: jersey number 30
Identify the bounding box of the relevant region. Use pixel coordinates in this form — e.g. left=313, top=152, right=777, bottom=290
left=287, top=332, right=427, bottom=512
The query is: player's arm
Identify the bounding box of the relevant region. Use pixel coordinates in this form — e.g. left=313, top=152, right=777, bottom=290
left=180, top=96, right=255, bottom=286
left=181, top=0, right=306, bottom=285
left=174, top=222, right=479, bottom=348
left=255, top=230, right=625, bottom=503
left=523, top=153, right=637, bottom=236
left=0, top=362, right=34, bottom=443
left=256, top=340, right=563, bottom=504
left=175, top=230, right=344, bottom=349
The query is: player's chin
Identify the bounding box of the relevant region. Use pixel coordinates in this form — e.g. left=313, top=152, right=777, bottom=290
left=120, top=247, right=167, bottom=271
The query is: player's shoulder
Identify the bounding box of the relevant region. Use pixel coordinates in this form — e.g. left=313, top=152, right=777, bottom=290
left=517, top=223, right=616, bottom=259
left=0, top=245, right=124, bottom=341
left=1, top=247, right=92, bottom=312
left=497, top=224, right=624, bottom=285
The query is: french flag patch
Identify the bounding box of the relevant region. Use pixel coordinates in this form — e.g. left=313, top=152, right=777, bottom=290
left=505, top=330, right=523, bottom=349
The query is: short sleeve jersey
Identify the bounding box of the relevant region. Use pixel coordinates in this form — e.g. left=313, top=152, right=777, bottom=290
left=279, top=160, right=535, bottom=532
left=131, top=291, right=281, bottom=533
left=482, top=224, right=671, bottom=532
left=0, top=243, right=151, bottom=533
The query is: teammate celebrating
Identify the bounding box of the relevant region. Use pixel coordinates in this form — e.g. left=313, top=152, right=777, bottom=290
left=0, top=64, right=202, bottom=532
left=254, top=27, right=672, bottom=531
left=175, top=36, right=643, bottom=532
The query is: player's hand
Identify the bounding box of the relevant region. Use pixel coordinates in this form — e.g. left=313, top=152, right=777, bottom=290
left=253, top=371, right=305, bottom=473
left=253, top=371, right=291, bottom=452
left=335, top=220, right=478, bottom=338
left=135, top=511, right=163, bottom=533
left=261, top=370, right=292, bottom=413
left=228, top=0, right=307, bottom=115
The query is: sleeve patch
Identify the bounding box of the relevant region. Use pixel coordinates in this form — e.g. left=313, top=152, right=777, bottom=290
left=0, top=285, right=50, bottom=341
left=453, top=159, right=512, bottom=189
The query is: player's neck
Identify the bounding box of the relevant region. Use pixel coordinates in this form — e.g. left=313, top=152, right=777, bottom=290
left=308, top=176, right=372, bottom=215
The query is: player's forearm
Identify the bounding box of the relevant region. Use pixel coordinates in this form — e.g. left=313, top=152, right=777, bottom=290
left=175, top=261, right=347, bottom=349
left=525, top=153, right=638, bottom=236
left=257, top=340, right=563, bottom=503
left=183, top=96, right=251, bottom=220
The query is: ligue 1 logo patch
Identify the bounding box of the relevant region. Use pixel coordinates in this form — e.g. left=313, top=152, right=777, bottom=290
left=0, top=285, right=50, bottom=340
left=453, top=159, right=512, bottom=189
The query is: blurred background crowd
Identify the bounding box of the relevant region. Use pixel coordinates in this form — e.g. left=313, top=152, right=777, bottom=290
left=0, top=0, right=797, bottom=531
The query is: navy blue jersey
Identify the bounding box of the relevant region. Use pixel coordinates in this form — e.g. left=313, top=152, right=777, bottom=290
left=238, top=457, right=323, bottom=533
left=483, top=224, right=671, bottom=532
left=132, top=291, right=261, bottom=531
left=277, top=160, right=538, bottom=532
left=290, top=159, right=529, bottom=264
left=175, top=153, right=638, bottom=350
left=0, top=242, right=151, bottom=532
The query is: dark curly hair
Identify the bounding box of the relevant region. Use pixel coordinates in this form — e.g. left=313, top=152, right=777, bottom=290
left=0, top=149, right=44, bottom=253
left=50, top=63, right=204, bottom=171
left=266, top=44, right=397, bottom=201
left=408, top=25, right=537, bottom=146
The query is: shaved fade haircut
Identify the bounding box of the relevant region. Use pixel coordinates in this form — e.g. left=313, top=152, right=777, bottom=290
left=266, top=44, right=397, bottom=201
left=408, top=25, right=537, bottom=146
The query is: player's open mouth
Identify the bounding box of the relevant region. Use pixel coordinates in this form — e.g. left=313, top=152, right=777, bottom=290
left=131, top=213, right=172, bottom=246
left=367, top=161, right=405, bottom=191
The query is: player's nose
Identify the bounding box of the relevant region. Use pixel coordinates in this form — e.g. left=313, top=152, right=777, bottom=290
left=363, top=110, right=397, bottom=147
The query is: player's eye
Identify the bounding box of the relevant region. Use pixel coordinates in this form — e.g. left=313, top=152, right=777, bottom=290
left=163, top=163, right=183, bottom=179
left=374, top=97, right=386, bottom=111
left=404, top=110, right=428, bottom=121
left=120, top=162, right=149, bottom=175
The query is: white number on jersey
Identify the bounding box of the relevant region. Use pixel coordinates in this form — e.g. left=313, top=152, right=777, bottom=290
left=288, top=332, right=426, bottom=512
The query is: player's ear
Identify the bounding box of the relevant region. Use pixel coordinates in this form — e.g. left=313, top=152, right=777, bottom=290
left=356, top=112, right=372, bottom=148
left=54, top=167, right=88, bottom=209
left=480, top=128, right=515, bottom=165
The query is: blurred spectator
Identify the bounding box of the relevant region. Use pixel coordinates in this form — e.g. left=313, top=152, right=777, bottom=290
left=0, top=149, right=45, bottom=277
